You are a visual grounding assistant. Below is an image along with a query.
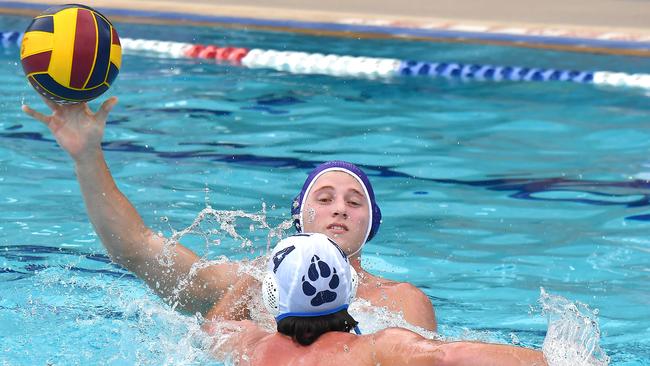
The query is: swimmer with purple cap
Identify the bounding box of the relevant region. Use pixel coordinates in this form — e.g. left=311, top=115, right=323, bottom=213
left=22, top=98, right=434, bottom=331
left=288, top=161, right=436, bottom=330
left=202, top=233, right=547, bottom=366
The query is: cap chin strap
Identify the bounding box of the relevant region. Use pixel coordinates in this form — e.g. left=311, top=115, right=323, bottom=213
left=347, top=242, right=365, bottom=258
left=349, top=265, right=359, bottom=299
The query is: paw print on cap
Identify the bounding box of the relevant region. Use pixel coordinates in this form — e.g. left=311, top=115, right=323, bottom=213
left=301, top=255, right=340, bottom=307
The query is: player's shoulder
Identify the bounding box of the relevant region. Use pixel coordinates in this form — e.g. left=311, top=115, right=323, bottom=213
left=374, top=327, right=423, bottom=343
left=382, top=279, right=431, bottom=305
left=365, top=327, right=433, bottom=365
left=370, top=274, right=424, bottom=295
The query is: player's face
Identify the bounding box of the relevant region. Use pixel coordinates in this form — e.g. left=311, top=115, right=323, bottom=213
left=302, top=171, right=370, bottom=256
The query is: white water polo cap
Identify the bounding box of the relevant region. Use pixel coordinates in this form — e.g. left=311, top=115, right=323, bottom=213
left=262, top=233, right=358, bottom=322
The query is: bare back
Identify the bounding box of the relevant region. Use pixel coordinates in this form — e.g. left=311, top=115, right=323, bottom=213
left=204, top=321, right=547, bottom=366
left=205, top=322, right=443, bottom=366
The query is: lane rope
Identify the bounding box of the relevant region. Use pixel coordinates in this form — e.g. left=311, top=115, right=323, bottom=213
left=3, top=31, right=649, bottom=89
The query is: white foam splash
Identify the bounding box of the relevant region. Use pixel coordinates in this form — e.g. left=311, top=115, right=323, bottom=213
left=154, top=203, right=444, bottom=359
left=540, top=288, right=610, bottom=366
left=150, top=205, right=610, bottom=366
left=154, top=204, right=294, bottom=307
left=349, top=298, right=441, bottom=340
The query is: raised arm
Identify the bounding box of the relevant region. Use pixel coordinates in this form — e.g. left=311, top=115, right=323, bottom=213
left=22, top=98, right=239, bottom=315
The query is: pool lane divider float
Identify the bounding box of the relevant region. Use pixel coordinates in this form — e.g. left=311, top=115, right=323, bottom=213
left=2, top=31, right=649, bottom=90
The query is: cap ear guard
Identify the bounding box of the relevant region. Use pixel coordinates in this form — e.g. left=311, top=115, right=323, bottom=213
left=262, top=272, right=280, bottom=316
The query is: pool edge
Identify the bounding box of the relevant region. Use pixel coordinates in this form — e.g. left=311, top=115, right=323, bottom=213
left=1, top=0, right=649, bottom=57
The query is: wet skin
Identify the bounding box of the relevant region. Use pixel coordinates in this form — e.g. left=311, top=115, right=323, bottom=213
left=300, top=170, right=437, bottom=330
left=203, top=319, right=547, bottom=366
left=22, top=98, right=435, bottom=331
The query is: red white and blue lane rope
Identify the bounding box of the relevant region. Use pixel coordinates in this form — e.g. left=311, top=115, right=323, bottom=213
left=2, top=31, right=649, bottom=90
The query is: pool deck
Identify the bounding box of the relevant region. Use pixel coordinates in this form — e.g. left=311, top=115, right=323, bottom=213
left=2, top=0, right=649, bottom=55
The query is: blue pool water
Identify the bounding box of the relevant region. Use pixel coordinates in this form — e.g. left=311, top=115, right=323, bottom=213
left=1, top=13, right=650, bottom=365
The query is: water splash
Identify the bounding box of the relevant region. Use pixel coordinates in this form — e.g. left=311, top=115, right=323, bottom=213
left=120, top=296, right=217, bottom=366
left=349, top=298, right=441, bottom=340
left=158, top=204, right=449, bottom=337
left=158, top=203, right=449, bottom=361
left=164, top=203, right=294, bottom=252
left=153, top=204, right=295, bottom=309
left=7, top=261, right=219, bottom=365
left=10, top=204, right=616, bottom=365
left=539, top=287, right=610, bottom=366
left=142, top=205, right=631, bottom=366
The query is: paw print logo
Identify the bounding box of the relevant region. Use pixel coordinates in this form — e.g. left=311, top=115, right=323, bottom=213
left=301, top=255, right=340, bottom=307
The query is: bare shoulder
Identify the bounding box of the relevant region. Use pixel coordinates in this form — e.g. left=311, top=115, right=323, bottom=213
left=203, top=319, right=264, bottom=337
left=374, top=327, right=424, bottom=343
left=392, top=281, right=435, bottom=313
left=389, top=280, right=428, bottom=298
left=205, top=271, right=260, bottom=321
left=394, top=281, right=437, bottom=331
left=367, top=327, right=429, bottom=353
left=370, top=328, right=445, bottom=365
left=360, top=273, right=437, bottom=331
left=362, top=272, right=429, bottom=303
left=203, top=320, right=269, bottom=348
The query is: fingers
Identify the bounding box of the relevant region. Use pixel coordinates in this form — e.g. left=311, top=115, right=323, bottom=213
left=21, top=104, right=52, bottom=125
left=95, top=97, right=118, bottom=122
left=23, top=97, right=118, bottom=127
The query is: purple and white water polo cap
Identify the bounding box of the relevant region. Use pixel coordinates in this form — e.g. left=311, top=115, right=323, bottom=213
left=291, top=161, right=382, bottom=253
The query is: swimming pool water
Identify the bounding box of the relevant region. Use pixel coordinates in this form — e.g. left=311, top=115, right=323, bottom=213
left=1, top=13, right=650, bottom=365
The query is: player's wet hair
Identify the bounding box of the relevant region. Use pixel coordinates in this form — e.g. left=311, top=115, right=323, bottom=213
left=277, top=308, right=359, bottom=346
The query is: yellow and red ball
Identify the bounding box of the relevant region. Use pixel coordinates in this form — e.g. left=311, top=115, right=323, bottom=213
left=20, top=4, right=121, bottom=104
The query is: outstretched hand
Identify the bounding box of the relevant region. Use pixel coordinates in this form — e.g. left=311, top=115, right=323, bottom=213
left=21, top=97, right=118, bottom=161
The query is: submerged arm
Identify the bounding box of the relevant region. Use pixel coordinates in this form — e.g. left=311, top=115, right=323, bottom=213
left=23, top=98, right=239, bottom=315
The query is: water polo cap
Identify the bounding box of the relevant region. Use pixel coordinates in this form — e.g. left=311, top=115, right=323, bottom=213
left=291, top=161, right=382, bottom=253
left=262, top=233, right=359, bottom=322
